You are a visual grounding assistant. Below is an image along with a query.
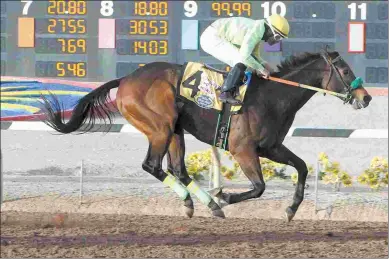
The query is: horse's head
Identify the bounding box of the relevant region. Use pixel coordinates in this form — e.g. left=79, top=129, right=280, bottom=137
left=320, top=48, right=372, bottom=109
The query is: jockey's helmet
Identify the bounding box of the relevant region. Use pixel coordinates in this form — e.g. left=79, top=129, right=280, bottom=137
left=265, top=14, right=290, bottom=39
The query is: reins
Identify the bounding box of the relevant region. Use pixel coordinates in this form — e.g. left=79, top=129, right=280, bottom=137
left=267, top=76, right=349, bottom=99
left=265, top=50, right=364, bottom=103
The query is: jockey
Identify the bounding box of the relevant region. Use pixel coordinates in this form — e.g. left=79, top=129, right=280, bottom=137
left=200, top=14, right=290, bottom=105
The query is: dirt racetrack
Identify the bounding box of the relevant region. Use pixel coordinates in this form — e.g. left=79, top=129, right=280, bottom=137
left=1, top=211, right=388, bottom=258
left=1, top=194, right=388, bottom=258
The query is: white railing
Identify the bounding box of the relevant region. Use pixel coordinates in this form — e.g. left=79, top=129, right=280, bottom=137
left=1, top=124, right=388, bottom=212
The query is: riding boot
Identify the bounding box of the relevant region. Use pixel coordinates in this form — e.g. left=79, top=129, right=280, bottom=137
left=219, top=63, right=247, bottom=105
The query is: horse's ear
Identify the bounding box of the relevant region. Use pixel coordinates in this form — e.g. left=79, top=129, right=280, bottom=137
left=320, top=45, right=331, bottom=61
left=320, top=45, right=330, bottom=55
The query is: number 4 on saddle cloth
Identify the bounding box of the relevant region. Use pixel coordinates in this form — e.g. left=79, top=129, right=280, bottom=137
left=177, top=62, right=252, bottom=150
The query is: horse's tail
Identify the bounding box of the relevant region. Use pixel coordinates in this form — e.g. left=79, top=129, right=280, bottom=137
left=41, top=77, right=123, bottom=134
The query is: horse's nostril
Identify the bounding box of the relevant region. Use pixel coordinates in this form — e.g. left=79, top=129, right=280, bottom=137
left=363, top=95, right=372, bottom=103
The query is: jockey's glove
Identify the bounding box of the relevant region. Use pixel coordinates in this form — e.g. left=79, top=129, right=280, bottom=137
left=255, top=69, right=270, bottom=79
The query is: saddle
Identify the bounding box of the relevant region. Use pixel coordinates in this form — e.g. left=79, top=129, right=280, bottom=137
left=202, top=64, right=229, bottom=76
left=177, top=62, right=252, bottom=150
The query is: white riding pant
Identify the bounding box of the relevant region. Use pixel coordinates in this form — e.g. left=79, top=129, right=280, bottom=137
left=200, top=25, right=243, bottom=68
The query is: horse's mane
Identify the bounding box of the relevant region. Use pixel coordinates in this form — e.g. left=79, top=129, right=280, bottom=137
left=273, top=52, right=321, bottom=77
left=272, top=50, right=341, bottom=77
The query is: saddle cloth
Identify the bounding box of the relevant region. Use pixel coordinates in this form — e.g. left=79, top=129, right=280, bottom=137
left=178, top=62, right=250, bottom=113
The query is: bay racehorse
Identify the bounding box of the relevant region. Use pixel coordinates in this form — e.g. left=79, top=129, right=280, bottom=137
left=41, top=49, right=372, bottom=221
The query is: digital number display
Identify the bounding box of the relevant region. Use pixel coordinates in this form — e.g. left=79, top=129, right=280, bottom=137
left=116, top=63, right=145, bottom=77
left=35, top=38, right=87, bottom=54
left=1, top=18, right=5, bottom=32
left=365, top=67, right=388, bottom=83
left=378, top=3, right=388, bottom=20
left=366, top=23, right=388, bottom=39
left=116, top=40, right=168, bottom=55
left=282, top=42, right=335, bottom=57
left=101, top=1, right=168, bottom=17
left=210, top=2, right=251, bottom=17
left=133, top=1, right=168, bottom=16
left=35, top=61, right=87, bottom=78
left=1, top=60, right=5, bottom=76
left=116, top=19, right=168, bottom=35
left=47, top=0, right=87, bottom=15
left=293, top=2, right=335, bottom=19
left=289, top=22, right=335, bottom=38
left=0, top=1, right=6, bottom=15
left=36, top=18, right=87, bottom=34
left=199, top=20, right=214, bottom=35
left=0, top=1, right=387, bottom=87
left=0, top=36, right=5, bottom=53
left=366, top=43, right=388, bottom=60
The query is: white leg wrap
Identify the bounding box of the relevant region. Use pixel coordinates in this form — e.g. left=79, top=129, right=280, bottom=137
left=162, top=173, right=189, bottom=201
left=187, top=180, right=213, bottom=206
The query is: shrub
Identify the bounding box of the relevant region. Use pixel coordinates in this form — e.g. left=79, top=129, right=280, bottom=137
left=261, top=158, right=289, bottom=180
left=357, top=157, right=388, bottom=191
left=185, top=149, right=212, bottom=180
left=290, top=164, right=314, bottom=185
left=186, top=149, right=300, bottom=182
left=318, top=152, right=353, bottom=191
left=223, top=151, right=289, bottom=181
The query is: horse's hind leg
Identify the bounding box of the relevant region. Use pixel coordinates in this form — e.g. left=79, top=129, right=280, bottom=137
left=140, top=119, right=190, bottom=201
left=120, top=106, right=224, bottom=218
left=117, top=77, right=223, bottom=218
left=167, top=126, right=225, bottom=218
left=166, top=127, right=194, bottom=218
left=118, top=100, right=189, bottom=213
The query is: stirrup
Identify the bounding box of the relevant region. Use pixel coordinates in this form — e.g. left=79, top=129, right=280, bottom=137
left=220, top=92, right=242, bottom=106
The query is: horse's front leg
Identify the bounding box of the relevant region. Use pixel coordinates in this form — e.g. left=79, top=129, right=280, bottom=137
left=260, top=144, right=308, bottom=222
left=217, top=142, right=266, bottom=204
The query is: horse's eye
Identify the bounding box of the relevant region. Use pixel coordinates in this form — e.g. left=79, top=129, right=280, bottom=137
left=343, top=70, right=349, bottom=75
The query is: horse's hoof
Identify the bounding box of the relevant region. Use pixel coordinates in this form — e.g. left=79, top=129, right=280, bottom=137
left=185, top=207, right=194, bottom=218
left=212, top=209, right=225, bottom=219
left=285, top=207, right=295, bottom=223
left=208, top=187, right=223, bottom=197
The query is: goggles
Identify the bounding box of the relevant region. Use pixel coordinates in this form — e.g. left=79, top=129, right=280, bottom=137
left=266, top=19, right=284, bottom=41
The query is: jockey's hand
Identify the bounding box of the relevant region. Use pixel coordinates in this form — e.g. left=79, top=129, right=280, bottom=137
left=264, top=63, right=276, bottom=74
left=256, top=69, right=270, bottom=79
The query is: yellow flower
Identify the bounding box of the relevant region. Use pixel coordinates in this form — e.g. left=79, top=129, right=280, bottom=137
left=357, top=175, right=367, bottom=184
left=291, top=172, right=298, bottom=184
left=343, top=178, right=352, bottom=187
left=223, top=170, right=235, bottom=180
left=318, top=152, right=329, bottom=161
left=307, top=165, right=314, bottom=175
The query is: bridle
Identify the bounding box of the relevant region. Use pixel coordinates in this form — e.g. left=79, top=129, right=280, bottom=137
left=266, top=47, right=364, bottom=103
left=320, top=49, right=363, bottom=104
